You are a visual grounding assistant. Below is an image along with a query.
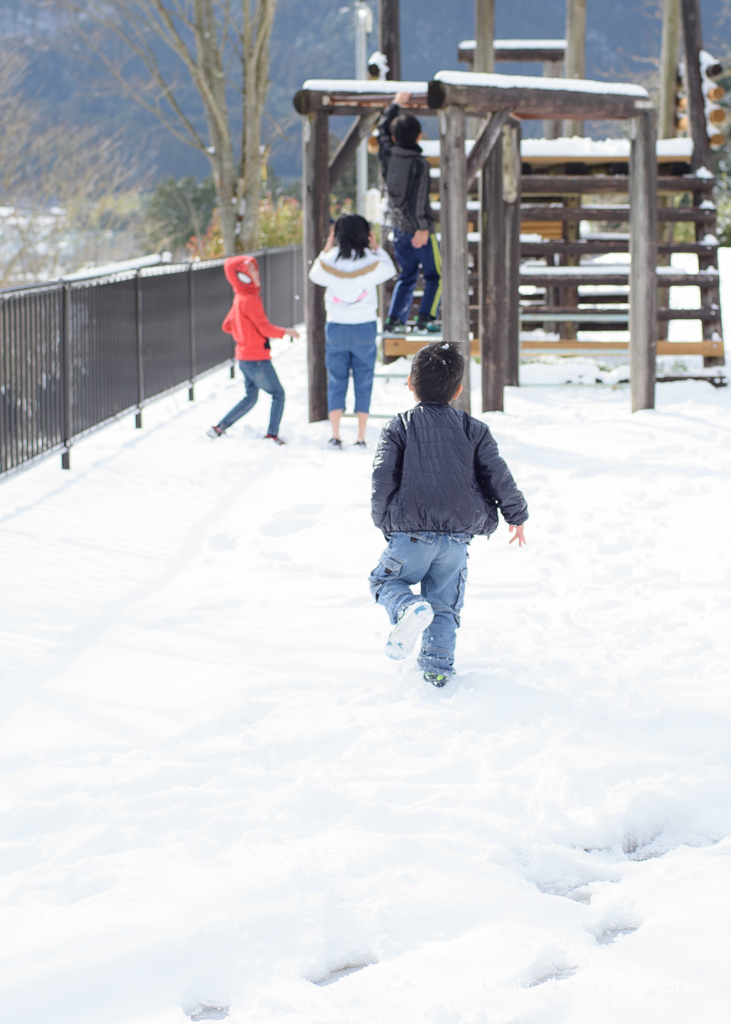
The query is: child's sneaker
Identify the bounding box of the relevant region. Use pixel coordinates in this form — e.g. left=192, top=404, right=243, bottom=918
left=264, top=433, right=286, bottom=445
left=383, top=318, right=406, bottom=334
left=385, top=601, right=434, bottom=660
left=328, top=437, right=343, bottom=449
left=414, top=315, right=441, bottom=334
left=423, top=671, right=452, bottom=687
left=353, top=440, right=367, bottom=448
left=206, top=425, right=225, bottom=438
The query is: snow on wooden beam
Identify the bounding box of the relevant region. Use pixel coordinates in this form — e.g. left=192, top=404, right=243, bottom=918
left=459, top=39, right=567, bottom=63
left=429, top=71, right=652, bottom=120
left=294, top=80, right=428, bottom=116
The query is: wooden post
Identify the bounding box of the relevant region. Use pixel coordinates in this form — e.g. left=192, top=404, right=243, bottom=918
left=474, top=0, right=495, bottom=74
left=564, top=0, right=586, bottom=137
left=629, top=111, right=658, bottom=412
left=379, top=0, right=401, bottom=81
left=503, top=119, right=521, bottom=387
left=681, top=0, right=713, bottom=171
left=660, top=0, right=680, bottom=140
left=543, top=59, right=563, bottom=139
left=303, top=110, right=330, bottom=423
left=479, top=128, right=505, bottom=412
left=438, top=104, right=471, bottom=412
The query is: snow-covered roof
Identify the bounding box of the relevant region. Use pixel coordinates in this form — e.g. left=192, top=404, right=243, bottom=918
left=521, top=136, right=693, bottom=159
left=419, top=136, right=693, bottom=159
left=459, top=39, right=567, bottom=51
left=433, top=70, right=649, bottom=99
left=301, top=79, right=427, bottom=94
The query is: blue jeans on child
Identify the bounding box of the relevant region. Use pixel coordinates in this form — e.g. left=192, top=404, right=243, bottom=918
left=325, top=321, right=377, bottom=412
left=218, top=359, right=285, bottom=435
left=369, top=531, right=470, bottom=674
left=388, top=229, right=442, bottom=324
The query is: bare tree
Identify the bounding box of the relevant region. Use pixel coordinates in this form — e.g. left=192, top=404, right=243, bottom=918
left=0, top=47, right=144, bottom=284
left=62, top=0, right=278, bottom=254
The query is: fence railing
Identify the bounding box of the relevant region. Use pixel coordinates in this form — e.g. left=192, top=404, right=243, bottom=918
left=0, top=245, right=304, bottom=477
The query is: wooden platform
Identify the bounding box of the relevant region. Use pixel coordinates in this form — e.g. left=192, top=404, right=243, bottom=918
left=383, top=335, right=724, bottom=359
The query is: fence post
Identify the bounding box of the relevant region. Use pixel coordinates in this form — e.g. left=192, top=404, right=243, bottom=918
left=60, top=283, right=72, bottom=469
left=188, top=265, right=195, bottom=400
left=135, top=271, right=144, bottom=428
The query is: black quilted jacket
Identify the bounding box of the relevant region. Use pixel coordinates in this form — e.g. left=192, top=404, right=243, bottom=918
left=372, top=403, right=528, bottom=537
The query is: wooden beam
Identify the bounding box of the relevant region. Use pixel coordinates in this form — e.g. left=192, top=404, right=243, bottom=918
left=329, top=112, right=381, bottom=188
left=522, top=175, right=712, bottom=194
left=480, top=127, right=506, bottom=411
left=521, top=270, right=717, bottom=287
left=293, top=87, right=428, bottom=116
left=564, top=0, right=587, bottom=136
left=475, top=0, right=495, bottom=74
left=629, top=111, right=658, bottom=411
left=439, top=104, right=471, bottom=413
left=303, top=111, right=330, bottom=423
left=466, top=107, right=511, bottom=189
left=520, top=340, right=724, bottom=356
left=681, top=0, right=713, bottom=171
left=660, top=0, right=681, bottom=139
left=543, top=59, right=563, bottom=139
left=428, top=79, right=651, bottom=120
left=459, top=42, right=567, bottom=64
left=503, top=120, right=522, bottom=387
left=520, top=205, right=715, bottom=222
left=379, top=0, right=401, bottom=81
left=384, top=338, right=481, bottom=357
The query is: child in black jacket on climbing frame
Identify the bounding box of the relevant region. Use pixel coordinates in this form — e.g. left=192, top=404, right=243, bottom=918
left=369, top=342, right=528, bottom=687
left=377, top=91, right=441, bottom=335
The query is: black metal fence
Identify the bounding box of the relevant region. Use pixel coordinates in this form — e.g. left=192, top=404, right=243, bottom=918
left=0, top=246, right=304, bottom=478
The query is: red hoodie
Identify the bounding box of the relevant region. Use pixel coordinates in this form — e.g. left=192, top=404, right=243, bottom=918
left=222, top=255, right=286, bottom=361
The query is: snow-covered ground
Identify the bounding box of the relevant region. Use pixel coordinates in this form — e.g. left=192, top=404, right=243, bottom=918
left=1, top=331, right=731, bottom=1024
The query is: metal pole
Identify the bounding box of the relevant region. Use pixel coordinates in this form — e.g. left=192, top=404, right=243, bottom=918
left=660, top=0, right=681, bottom=139
left=474, top=0, right=495, bottom=74
left=188, top=265, right=195, bottom=401
left=135, top=271, right=144, bottom=428
left=564, top=0, right=586, bottom=137
left=60, top=283, right=72, bottom=469
left=629, top=112, right=658, bottom=412
left=355, top=3, right=373, bottom=215
left=438, top=104, right=471, bottom=412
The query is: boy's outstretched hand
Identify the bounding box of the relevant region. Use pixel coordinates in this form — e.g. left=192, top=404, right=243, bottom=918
left=509, top=524, right=526, bottom=547
left=394, top=91, right=411, bottom=105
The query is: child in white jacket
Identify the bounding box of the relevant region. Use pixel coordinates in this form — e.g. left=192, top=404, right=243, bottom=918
left=309, top=214, right=395, bottom=447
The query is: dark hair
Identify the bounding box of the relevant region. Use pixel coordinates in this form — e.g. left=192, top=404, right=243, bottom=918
left=393, top=114, right=422, bottom=146
left=334, top=214, right=370, bottom=260
left=410, top=342, right=464, bottom=404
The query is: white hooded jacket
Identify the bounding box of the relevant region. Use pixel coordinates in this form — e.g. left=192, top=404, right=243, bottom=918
left=308, top=245, right=396, bottom=324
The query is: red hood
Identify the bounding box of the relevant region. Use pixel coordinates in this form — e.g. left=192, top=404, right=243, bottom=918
left=224, top=255, right=260, bottom=296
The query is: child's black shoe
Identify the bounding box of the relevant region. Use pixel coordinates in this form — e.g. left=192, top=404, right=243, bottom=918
left=424, top=671, right=451, bottom=687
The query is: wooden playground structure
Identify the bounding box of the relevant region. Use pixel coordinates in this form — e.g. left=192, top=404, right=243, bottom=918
left=293, top=0, right=726, bottom=421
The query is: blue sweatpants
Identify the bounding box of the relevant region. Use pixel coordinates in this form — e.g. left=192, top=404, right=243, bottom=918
left=388, top=229, right=442, bottom=324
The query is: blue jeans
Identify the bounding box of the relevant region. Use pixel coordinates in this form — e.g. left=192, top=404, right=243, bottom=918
left=388, top=229, right=442, bottom=324
left=369, top=531, right=470, bottom=673
left=218, top=359, right=285, bottom=436
left=325, top=321, right=377, bottom=413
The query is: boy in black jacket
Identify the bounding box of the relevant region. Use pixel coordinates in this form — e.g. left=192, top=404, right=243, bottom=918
left=369, top=343, right=528, bottom=686
left=378, top=91, right=441, bottom=335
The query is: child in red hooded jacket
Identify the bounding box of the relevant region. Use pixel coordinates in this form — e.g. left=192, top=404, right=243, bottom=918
left=207, top=255, right=300, bottom=445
